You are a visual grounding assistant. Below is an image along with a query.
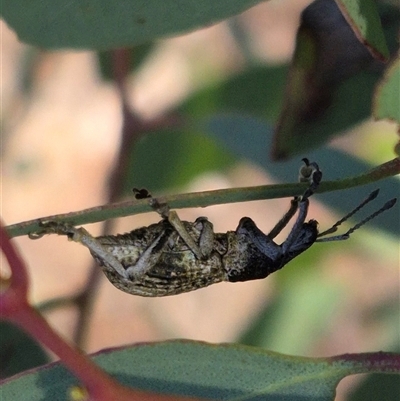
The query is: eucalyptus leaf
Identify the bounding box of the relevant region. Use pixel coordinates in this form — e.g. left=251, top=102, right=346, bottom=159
left=1, top=341, right=399, bottom=400
left=0, top=322, right=48, bottom=380
left=1, top=0, right=265, bottom=49
left=272, top=0, right=384, bottom=159
left=373, top=56, right=400, bottom=124
left=336, top=0, right=389, bottom=60
left=123, top=129, right=234, bottom=194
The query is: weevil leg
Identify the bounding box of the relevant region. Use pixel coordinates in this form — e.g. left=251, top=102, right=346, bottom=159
left=237, top=217, right=282, bottom=261
left=124, top=225, right=175, bottom=278
left=167, top=210, right=207, bottom=259
left=267, top=159, right=322, bottom=240
left=237, top=159, right=322, bottom=256
left=31, top=222, right=129, bottom=279
left=280, top=159, right=322, bottom=252
left=299, top=158, right=322, bottom=200
left=194, top=216, right=215, bottom=257
left=132, top=187, right=152, bottom=199
left=281, top=197, right=311, bottom=253
left=149, top=197, right=213, bottom=260
left=267, top=197, right=300, bottom=239
left=124, top=217, right=215, bottom=278
left=237, top=198, right=318, bottom=270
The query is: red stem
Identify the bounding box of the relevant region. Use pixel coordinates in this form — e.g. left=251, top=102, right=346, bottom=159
left=0, top=220, right=28, bottom=295
left=331, top=351, right=400, bottom=373
left=0, top=221, right=204, bottom=401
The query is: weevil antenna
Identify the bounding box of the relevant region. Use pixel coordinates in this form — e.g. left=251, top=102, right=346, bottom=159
left=316, top=197, right=397, bottom=242
left=317, top=189, right=380, bottom=237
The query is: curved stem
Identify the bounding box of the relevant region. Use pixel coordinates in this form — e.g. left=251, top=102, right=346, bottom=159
left=6, top=157, right=399, bottom=239
left=330, top=351, right=400, bottom=373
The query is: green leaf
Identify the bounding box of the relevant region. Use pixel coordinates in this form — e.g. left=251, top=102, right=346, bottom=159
left=240, top=271, right=344, bottom=355
left=182, top=65, right=289, bottom=121
left=373, top=56, right=400, bottom=124
left=1, top=341, right=399, bottom=400
left=123, top=129, right=234, bottom=194
left=270, top=1, right=399, bottom=159
left=0, top=322, right=49, bottom=380
left=348, top=373, right=400, bottom=401
left=335, top=0, right=390, bottom=60
left=1, top=0, right=265, bottom=50
left=348, top=343, right=400, bottom=401
left=272, top=0, right=378, bottom=160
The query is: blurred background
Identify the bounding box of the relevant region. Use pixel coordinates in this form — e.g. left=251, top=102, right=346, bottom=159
left=1, top=0, right=399, bottom=399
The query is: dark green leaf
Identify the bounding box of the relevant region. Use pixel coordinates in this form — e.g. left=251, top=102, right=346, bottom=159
left=349, top=372, right=400, bottom=401
left=0, top=322, right=49, bottom=380
left=1, top=0, right=266, bottom=50
left=1, top=341, right=399, bottom=400
left=271, top=1, right=399, bottom=159
left=336, top=0, right=389, bottom=60
left=239, top=270, right=343, bottom=354
left=123, top=129, right=234, bottom=194
left=182, top=65, right=288, bottom=121
left=373, top=56, right=400, bottom=124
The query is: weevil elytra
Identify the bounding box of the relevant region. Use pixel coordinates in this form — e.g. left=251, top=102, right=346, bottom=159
left=30, top=160, right=397, bottom=297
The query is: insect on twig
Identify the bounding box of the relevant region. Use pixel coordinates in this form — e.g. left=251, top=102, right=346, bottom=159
left=30, top=159, right=397, bottom=297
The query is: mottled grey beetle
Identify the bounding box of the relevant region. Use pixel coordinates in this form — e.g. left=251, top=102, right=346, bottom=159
left=31, top=160, right=396, bottom=297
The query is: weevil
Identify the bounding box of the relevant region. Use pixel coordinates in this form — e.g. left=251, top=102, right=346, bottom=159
left=30, top=160, right=397, bottom=297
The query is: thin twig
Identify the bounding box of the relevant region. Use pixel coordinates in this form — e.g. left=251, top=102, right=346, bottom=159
left=6, top=157, right=400, bottom=239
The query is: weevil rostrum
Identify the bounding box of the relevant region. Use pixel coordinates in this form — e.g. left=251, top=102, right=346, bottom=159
left=30, top=159, right=397, bottom=297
